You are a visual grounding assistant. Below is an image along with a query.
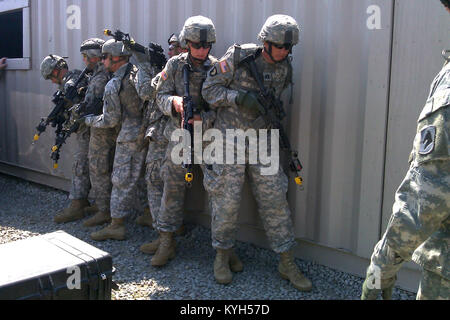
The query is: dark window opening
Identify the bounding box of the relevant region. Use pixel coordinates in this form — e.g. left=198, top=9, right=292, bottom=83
left=0, top=10, right=23, bottom=58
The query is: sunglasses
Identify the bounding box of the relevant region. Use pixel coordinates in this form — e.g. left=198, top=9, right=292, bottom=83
left=189, top=41, right=212, bottom=49
left=270, top=42, right=293, bottom=50
left=101, top=53, right=109, bottom=60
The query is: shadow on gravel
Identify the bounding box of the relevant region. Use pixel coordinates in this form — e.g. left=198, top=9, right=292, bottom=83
left=0, top=173, right=417, bottom=300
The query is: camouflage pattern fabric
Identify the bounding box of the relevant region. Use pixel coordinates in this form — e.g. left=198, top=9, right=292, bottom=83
left=60, top=69, right=91, bottom=201
left=86, top=63, right=117, bottom=212
left=201, top=44, right=297, bottom=253
left=134, top=70, right=168, bottom=227
left=417, top=269, right=450, bottom=300
left=155, top=53, right=217, bottom=233
left=85, top=63, right=147, bottom=218
left=367, top=62, right=450, bottom=300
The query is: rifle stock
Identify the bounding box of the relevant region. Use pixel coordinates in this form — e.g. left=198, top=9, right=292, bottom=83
left=104, top=29, right=167, bottom=71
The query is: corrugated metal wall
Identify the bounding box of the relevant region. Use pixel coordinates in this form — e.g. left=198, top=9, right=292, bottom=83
left=1, top=0, right=449, bottom=291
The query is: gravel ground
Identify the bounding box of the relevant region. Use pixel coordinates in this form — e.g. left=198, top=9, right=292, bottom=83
left=0, top=173, right=417, bottom=300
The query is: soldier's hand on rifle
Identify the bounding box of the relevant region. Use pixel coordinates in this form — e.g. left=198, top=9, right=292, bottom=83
left=236, top=90, right=264, bottom=113
left=172, top=96, right=184, bottom=114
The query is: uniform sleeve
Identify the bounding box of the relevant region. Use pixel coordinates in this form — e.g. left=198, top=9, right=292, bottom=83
left=369, top=159, right=450, bottom=280
left=83, top=72, right=109, bottom=109
left=384, top=159, right=450, bottom=260
left=155, top=59, right=177, bottom=117
left=134, top=62, right=157, bottom=101
left=201, top=47, right=239, bottom=109
left=86, top=79, right=122, bottom=128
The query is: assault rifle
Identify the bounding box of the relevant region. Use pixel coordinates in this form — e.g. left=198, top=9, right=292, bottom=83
left=33, top=67, right=89, bottom=143
left=182, top=64, right=195, bottom=187
left=246, top=59, right=304, bottom=187
left=104, top=29, right=167, bottom=71
left=50, top=97, right=104, bottom=169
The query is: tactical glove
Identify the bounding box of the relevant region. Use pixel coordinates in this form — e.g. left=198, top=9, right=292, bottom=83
left=361, top=272, right=396, bottom=300
left=235, top=91, right=264, bottom=114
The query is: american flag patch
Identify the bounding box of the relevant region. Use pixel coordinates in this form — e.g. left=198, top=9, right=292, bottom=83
left=219, top=60, right=230, bottom=73
left=161, top=70, right=168, bottom=81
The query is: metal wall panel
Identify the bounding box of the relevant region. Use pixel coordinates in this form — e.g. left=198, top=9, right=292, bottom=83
left=0, top=0, right=393, bottom=255
left=0, top=0, right=444, bottom=286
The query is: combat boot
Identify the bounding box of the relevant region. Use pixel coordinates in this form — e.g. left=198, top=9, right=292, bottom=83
left=90, top=218, right=126, bottom=241
left=278, top=251, right=312, bottom=292
left=140, top=236, right=160, bottom=255
left=136, top=207, right=153, bottom=228
left=151, top=232, right=176, bottom=266
left=84, top=204, right=99, bottom=215
left=82, top=211, right=112, bottom=227
left=229, top=248, right=244, bottom=273
left=54, top=199, right=90, bottom=224
left=214, top=249, right=232, bottom=284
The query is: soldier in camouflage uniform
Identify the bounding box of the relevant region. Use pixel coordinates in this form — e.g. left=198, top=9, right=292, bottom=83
left=201, top=15, right=312, bottom=291
left=40, top=54, right=92, bottom=222
left=145, top=16, right=220, bottom=267
left=84, top=40, right=149, bottom=241
left=133, top=67, right=169, bottom=252
left=168, top=33, right=186, bottom=59
left=361, top=1, right=450, bottom=301
left=60, top=38, right=119, bottom=229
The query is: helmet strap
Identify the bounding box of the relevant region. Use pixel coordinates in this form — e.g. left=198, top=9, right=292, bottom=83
left=264, top=43, right=287, bottom=64
left=187, top=46, right=211, bottom=64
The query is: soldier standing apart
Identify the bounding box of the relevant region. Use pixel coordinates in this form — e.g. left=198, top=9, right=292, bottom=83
left=144, top=16, right=222, bottom=267
left=201, top=15, right=312, bottom=291
left=85, top=40, right=148, bottom=241
left=40, top=55, right=93, bottom=221
left=361, top=0, right=450, bottom=300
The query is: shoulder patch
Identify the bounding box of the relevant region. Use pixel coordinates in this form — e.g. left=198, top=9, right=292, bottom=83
left=219, top=60, right=230, bottom=74
left=419, top=126, right=436, bottom=155
left=161, top=70, right=168, bottom=81
left=209, top=66, right=218, bottom=77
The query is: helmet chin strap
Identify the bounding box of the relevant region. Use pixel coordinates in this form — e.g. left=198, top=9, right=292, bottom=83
left=188, top=47, right=211, bottom=64
left=264, top=43, right=288, bottom=64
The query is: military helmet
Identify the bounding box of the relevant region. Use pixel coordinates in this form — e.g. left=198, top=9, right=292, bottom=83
left=441, top=0, right=450, bottom=8
left=257, top=14, right=300, bottom=46
left=80, top=38, right=105, bottom=58
left=40, top=54, right=67, bottom=80
left=168, top=33, right=179, bottom=45
left=179, top=15, right=216, bottom=47
left=102, top=39, right=131, bottom=57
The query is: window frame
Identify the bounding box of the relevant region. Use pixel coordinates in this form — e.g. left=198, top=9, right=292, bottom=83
left=0, top=0, right=31, bottom=70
